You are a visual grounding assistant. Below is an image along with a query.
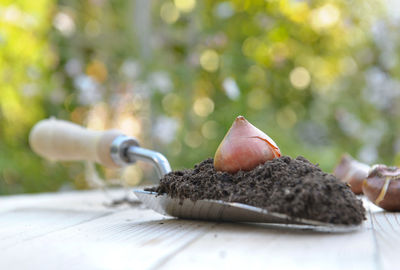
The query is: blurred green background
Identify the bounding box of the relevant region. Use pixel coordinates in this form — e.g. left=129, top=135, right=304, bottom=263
left=1, top=0, right=400, bottom=194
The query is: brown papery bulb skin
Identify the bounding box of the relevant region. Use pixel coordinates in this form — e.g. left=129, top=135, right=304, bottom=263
left=333, top=154, right=370, bottom=194
left=214, top=116, right=281, bottom=173
left=362, top=165, right=400, bottom=211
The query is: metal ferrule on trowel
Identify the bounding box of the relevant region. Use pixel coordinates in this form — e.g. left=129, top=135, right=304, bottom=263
left=29, top=118, right=171, bottom=179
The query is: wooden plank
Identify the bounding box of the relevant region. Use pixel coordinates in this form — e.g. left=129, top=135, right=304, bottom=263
left=0, top=189, right=136, bottom=214
left=369, top=208, right=400, bottom=270
left=0, top=189, right=217, bottom=270
left=158, top=221, right=378, bottom=270
left=1, top=190, right=397, bottom=270
left=158, top=199, right=383, bottom=270
left=0, top=209, right=215, bottom=270
left=0, top=208, right=110, bottom=249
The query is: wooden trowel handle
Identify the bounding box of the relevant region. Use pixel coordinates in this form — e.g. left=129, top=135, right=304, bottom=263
left=29, top=118, right=124, bottom=168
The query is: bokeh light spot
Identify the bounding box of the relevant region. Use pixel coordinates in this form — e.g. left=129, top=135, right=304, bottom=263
left=160, top=3, right=180, bottom=24
left=86, top=102, right=108, bottom=130
left=289, top=67, right=311, bottom=89
left=214, top=2, right=234, bottom=19
left=200, top=50, right=219, bottom=72
left=117, top=114, right=141, bottom=137
left=310, top=4, right=340, bottom=30
left=86, top=60, right=108, bottom=83
left=222, top=77, right=240, bottom=100
left=174, top=0, right=196, bottom=13
left=193, top=97, right=215, bottom=117
left=153, top=116, right=178, bottom=144
left=4, top=5, right=22, bottom=23
left=53, top=12, right=75, bottom=36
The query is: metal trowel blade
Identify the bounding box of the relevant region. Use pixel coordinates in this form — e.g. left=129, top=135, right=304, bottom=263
left=133, top=189, right=361, bottom=232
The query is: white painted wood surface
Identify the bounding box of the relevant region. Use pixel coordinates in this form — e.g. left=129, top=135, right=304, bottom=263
left=0, top=189, right=398, bottom=270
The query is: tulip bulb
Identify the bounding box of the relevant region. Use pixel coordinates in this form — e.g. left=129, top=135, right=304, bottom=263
left=362, top=165, right=400, bottom=211
left=333, top=154, right=370, bottom=194
left=214, top=116, right=281, bottom=173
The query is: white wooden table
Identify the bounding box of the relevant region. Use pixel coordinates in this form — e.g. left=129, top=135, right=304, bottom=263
left=0, top=189, right=398, bottom=270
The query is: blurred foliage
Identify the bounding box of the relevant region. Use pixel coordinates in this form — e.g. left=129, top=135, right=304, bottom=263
left=2, top=0, right=400, bottom=194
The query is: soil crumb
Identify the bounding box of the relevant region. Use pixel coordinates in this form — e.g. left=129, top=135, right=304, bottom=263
left=147, top=156, right=366, bottom=225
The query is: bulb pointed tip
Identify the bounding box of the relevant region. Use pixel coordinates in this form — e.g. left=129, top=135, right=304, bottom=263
left=235, top=116, right=247, bottom=123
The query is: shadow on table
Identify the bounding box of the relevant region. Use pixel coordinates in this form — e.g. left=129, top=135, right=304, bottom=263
left=124, top=217, right=364, bottom=237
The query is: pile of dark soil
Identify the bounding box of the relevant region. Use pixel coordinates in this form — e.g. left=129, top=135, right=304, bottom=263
left=148, top=156, right=366, bottom=225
